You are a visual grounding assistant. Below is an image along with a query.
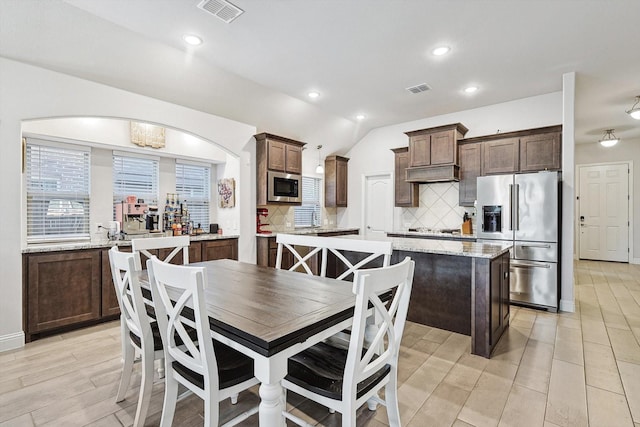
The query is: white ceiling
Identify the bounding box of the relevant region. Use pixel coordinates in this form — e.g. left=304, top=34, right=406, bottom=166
left=2, top=0, right=640, bottom=154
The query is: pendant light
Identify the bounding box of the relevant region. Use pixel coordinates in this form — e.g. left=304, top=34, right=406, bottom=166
left=598, top=129, right=619, bottom=147
left=315, top=145, right=324, bottom=174
left=626, top=95, right=640, bottom=120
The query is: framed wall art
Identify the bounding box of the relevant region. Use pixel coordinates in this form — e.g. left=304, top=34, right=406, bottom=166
left=218, top=178, right=236, bottom=208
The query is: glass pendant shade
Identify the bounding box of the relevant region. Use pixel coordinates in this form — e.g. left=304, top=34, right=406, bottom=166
left=599, top=129, right=619, bottom=147
left=626, top=96, right=640, bottom=120
left=315, top=145, right=324, bottom=174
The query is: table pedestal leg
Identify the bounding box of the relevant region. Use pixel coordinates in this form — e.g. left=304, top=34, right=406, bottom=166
left=259, top=381, right=285, bottom=426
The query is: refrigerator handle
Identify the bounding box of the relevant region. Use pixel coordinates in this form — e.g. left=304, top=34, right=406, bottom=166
left=509, top=184, right=514, bottom=230
left=514, top=183, right=520, bottom=230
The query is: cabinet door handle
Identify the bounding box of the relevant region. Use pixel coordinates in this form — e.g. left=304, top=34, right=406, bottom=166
left=519, top=244, right=551, bottom=249
left=512, top=261, right=551, bottom=269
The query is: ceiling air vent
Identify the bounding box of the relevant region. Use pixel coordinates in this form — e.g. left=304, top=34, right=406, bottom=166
left=197, top=0, right=244, bottom=23
left=406, top=83, right=431, bottom=94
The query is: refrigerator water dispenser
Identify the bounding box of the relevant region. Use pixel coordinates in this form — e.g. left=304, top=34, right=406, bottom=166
left=482, top=205, right=502, bottom=232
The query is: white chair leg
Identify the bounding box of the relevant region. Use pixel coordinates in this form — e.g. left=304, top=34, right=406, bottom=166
left=367, top=397, right=378, bottom=411
left=385, top=373, right=401, bottom=427
left=115, top=341, right=135, bottom=402
left=341, top=409, right=356, bottom=427
left=329, top=408, right=336, bottom=414
left=230, top=393, right=239, bottom=404
left=133, top=349, right=154, bottom=427
left=160, top=375, right=179, bottom=427
left=204, top=385, right=219, bottom=427
left=157, top=358, right=165, bottom=379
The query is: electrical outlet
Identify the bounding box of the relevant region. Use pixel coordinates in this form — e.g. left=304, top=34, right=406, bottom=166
left=95, top=222, right=103, bottom=232
left=286, top=222, right=291, bottom=228
left=324, top=219, right=328, bottom=225
left=404, top=222, right=411, bottom=228
left=329, top=220, right=334, bottom=225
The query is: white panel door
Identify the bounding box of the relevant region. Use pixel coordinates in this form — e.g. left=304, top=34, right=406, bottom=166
left=364, top=174, right=392, bottom=239
left=578, top=163, right=629, bottom=262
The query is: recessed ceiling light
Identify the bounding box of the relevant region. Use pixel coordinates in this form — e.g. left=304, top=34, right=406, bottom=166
left=432, top=46, right=450, bottom=56
left=182, top=34, right=203, bottom=46
left=308, top=91, right=320, bottom=99
left=356, top=114, right=366, bottom=121
left=464, top=86, right=479, bottom=94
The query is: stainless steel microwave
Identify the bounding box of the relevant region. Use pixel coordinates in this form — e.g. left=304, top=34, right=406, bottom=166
left=267, top=171, right=302, bottom=203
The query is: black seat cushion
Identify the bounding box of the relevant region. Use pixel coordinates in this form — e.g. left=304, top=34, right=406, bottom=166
left=285, top=340, right=391, bottom=401
left=172, top=340, right=255, bottom=390
left=130, top=322, right=198, bottom=352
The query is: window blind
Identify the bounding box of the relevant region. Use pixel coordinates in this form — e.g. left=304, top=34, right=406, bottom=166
left=112, top=153, right=159, bottom=206
left=294, top=176, right=321, bottom=227
left=25, top=140, right=91, bottom=242
left=175, top=162, right=211, bottom=229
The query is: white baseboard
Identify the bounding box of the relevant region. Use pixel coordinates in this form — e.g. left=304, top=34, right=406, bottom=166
left=559, top=299, right=576, bottom=313
left=632, top=258, right=640, bottom=265
left=0, top=331, right=25, bottom=353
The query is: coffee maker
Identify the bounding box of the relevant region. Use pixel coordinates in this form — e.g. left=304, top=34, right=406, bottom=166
left=145, top=206, right=159, bottom=232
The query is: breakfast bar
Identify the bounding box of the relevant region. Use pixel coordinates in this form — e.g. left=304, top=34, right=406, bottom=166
left=337, top=235, right=512, bottom=358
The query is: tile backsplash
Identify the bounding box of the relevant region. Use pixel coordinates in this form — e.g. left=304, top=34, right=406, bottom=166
left=400, top=182, right=475, bottom=230
left=258, top=205, right=337, bottom=233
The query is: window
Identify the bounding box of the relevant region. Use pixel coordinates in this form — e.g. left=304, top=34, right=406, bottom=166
left=112, top=152, right=159, bottom=208
left=25, top=139, right=91, bottom=242
left=294, top=176, right=321, bottom=227
left=175, top=161, right=211, bottom=228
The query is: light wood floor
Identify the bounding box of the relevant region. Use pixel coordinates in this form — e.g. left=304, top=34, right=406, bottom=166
left=1, top=260, right=639, bottom=427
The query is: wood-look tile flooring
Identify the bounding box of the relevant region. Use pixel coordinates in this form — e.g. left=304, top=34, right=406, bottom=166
left=1, top=260, right=639, bottom=426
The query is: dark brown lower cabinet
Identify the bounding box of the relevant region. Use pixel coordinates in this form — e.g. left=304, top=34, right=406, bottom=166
left=24, top=238, right=238, bottom=342
left=25, top=250, right=102, bottom=340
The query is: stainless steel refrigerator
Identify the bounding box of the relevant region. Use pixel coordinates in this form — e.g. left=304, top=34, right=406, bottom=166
left=476, top=171, right=560, bottom=311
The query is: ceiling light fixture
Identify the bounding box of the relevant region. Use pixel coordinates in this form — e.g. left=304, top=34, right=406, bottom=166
left=356, top=114, right=366, bottom=121
left=315, top=145, right=324, bottom=174
left=182, top=34, right=203, bottom=46
left=432, top=46, right=450, bottom=56
left=308, top=91, right=320, bottom=99
left=626, top=95, right=640, bottom=120
left=464, top=86, right=478, bottom=94
left=598, top=129, right=620, bottom=147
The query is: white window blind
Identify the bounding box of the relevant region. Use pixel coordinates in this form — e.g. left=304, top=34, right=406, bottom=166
left=25, top=140, right=91, bottom=242
left=112, top=153, right=159, bottom=206
left=175, top=161, right=211, bottom=229
left=294, top=176, right=321, bottom=227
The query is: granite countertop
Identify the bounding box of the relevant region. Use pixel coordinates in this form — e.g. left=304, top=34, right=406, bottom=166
left=387, top=230, right=477, bottom=241
left=337, top=234, right=510, bottom=259
left=255, top=227, right=360, bottom=238
left=22, top=233, right=240, bottom=254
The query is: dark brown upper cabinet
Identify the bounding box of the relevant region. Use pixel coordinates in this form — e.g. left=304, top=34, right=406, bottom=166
left=482, top=137, right=520, bottom=175
left=325, top=155, right=349, bottom=207
left=255, top=133, right=306, bottom=206
left=406, top=123, right=468, bottom=168
left=519, top=132, right=561, bottom=172
left=392, top=147, right=419, bottom=207
left=458, top=142, right=482, bottom=206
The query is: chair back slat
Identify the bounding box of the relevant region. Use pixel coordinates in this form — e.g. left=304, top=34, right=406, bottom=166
left=147, top=257, right=219, bottom=389
left=343, top=256, right=415, bottom=398
left=108, top=247, right=149, bottom=342
left=132, top=236, right=190, bottom=269
left=275, top=233, right=392, bottom=280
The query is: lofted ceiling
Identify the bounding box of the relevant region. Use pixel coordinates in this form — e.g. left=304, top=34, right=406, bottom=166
left=1, top=0, right=640, bottom=155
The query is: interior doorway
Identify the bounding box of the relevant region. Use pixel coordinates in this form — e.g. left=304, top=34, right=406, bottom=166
left=362, top=173, right=392, bottom=239
left=577, top=162, right=631, bottom=262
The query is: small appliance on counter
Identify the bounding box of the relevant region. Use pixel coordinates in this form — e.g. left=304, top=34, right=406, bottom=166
left=209, top=223, right=219, bottom=234
left=256, top=208, right=270, bottom=234
left=115, top=200, right=148, bottom=236
left=461, top=212, right=473, bottom=235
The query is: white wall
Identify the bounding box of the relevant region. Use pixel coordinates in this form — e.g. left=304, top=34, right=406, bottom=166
left=576, top=138, right=640, bottom=262
left=0, top=57, right=256, bottom=352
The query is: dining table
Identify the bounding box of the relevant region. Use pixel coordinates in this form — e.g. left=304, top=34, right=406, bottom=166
left=139, top=258, right=362, bottom=427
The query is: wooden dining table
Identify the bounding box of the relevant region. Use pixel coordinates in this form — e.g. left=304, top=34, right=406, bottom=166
left=140, top=258, right=360, bottom=426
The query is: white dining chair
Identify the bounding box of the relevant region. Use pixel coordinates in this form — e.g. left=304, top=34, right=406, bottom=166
left=131, top=235, right=191, bottom=269
left=108, top=246, right=165, bottom=427
left=275, top=233, right=392, bottom=279
left=281, top=256, right=415, bottom=427
left=147, top=256, right=260, bottom=427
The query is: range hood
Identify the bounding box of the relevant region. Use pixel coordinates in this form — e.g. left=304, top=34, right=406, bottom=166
left=405, top=165, right=459, bottom=183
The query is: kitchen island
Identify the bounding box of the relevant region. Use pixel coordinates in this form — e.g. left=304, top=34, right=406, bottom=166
left=337, top=235, right=511, bottom=358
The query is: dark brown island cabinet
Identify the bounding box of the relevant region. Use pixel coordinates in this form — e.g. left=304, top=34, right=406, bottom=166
left=324, top=155, right=349, bottom=207
left=457, top=125, right=562, bottom=206
left=23, top=238, right=238, bottom=342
